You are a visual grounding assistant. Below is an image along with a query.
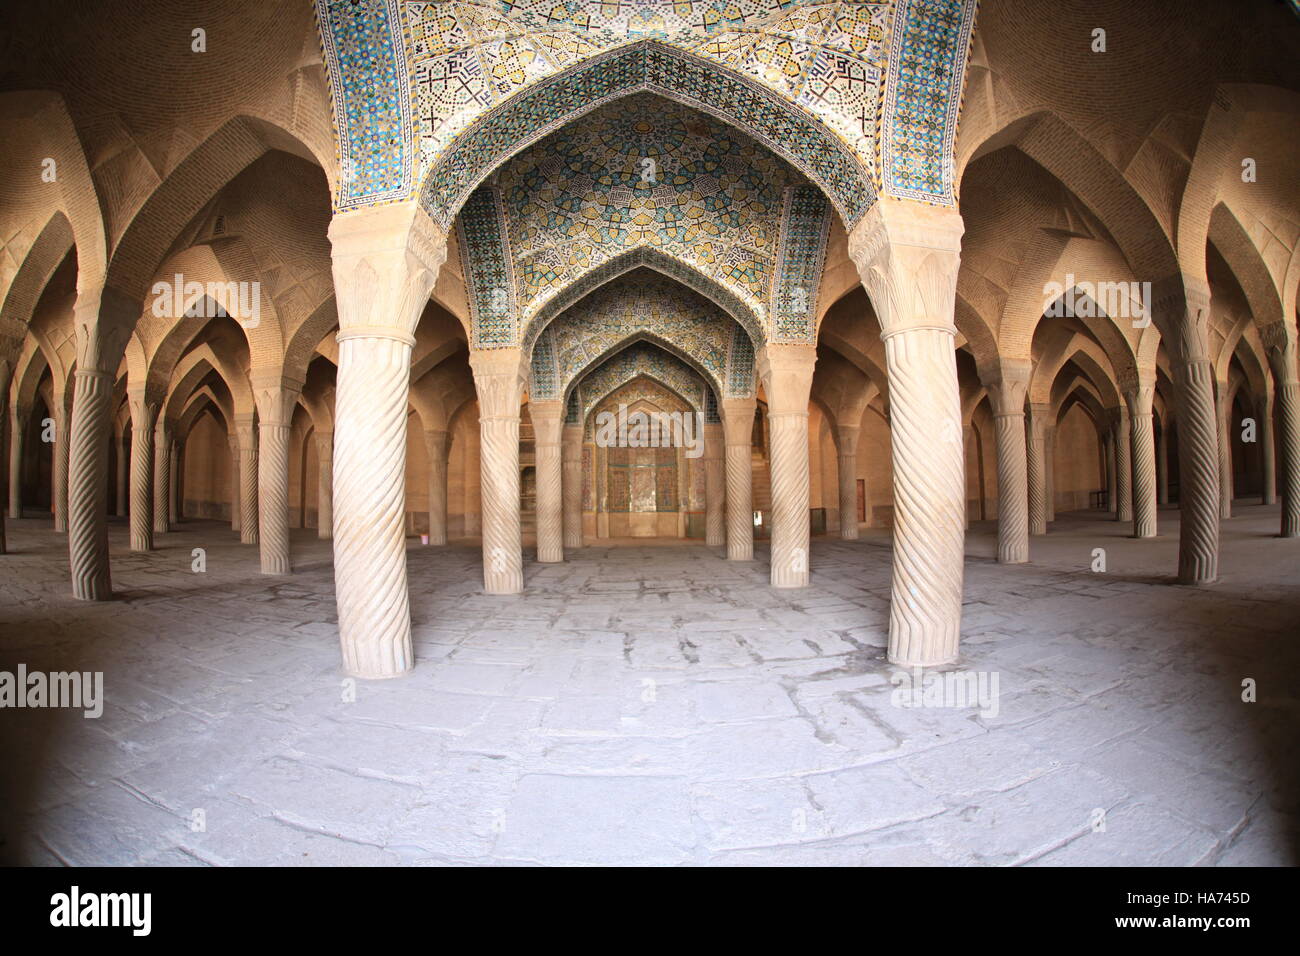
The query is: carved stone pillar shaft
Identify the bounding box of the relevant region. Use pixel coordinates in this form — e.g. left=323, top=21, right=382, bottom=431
left=8, top=405, right=23, bottom=519
left=1027, top=404, right=1049, bottom=536
left=1157, top=423, right=1170, bottom=506
left=128, top=394, right=154, bottom=551
left=1275, top=380, right=1300, bottom=537
left=228, top=434, right=241, bottom=533
left=703, top=422, right=725, bottom=546
left=152, top=420, right=171, bottom=534
left=850, top=201, right=966, bottom=667
left=317, top=430, right=333, bottom=540
left=836, top=424, right=860, bottom=540
left=760, top=345, right=816, bottom=588
left=1164, top=279, right=1219, bottom=583
left=472, top=349, right=524, bottom=593
left=1124, top=375, right=1157, bottom=538
left=328, top=205, right=447, bottom=678
left=721, top=398, right=755, bottom=561
left=530, top=402, right=563, bottom=563
left=53, top=407, right=69, bottom=532
left=169, top=441, right=181, bottom=524
left=114, top=435, right=127, bottom=516
left=67, top=368, right=114, bottom=600
left=236, top=417, right=258, bottom=545
left=1259, top=397, right=1275, bottom=506
left=562, top=423, right=584, bottom=549
left=1261, top=323, right=1300, bottom=536
left=1215, top=382, right=1233, bottom=520
left=1044, top=426, right=1056, bottom=523
left=253, top=375, right=301, bottom=575
left=422, top=429, right=447, bottom=546
left=1113, top=410, right=1132, bottom=523
left=985, top=361, right=1031, bottom=563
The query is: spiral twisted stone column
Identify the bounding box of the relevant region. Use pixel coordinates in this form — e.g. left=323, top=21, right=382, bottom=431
left=1162, top=278, right=1220, bottom=583
left=236, top=416, right=258, bottom=545
left=471, top=349, right=525, bottom=593
left=1103, top=431, right=1118, bottom=514
left=849, top=201, right=967, bottom=667
left=1215, top=381, right=1233, bottom=520
left=52, top=407, right=69, bottom=532
left=1112, top=409, right=1132, bottom=523
left=703, top=422, right=725, bottom=546
left=1259, top=396, right=1275, bottom=506
left=1027, top=404, right=1049, bottom=536
left=316, top=430, right=333, bottom=540
left=67, top=368, right=113, bottom=600
left=1260, top=325, right=1300, bottom=537
left=836, top=424, right=861, bottom=540
left=1276, top=381, right=1300, bottom=536
left=984, top=361, right=1031, bottom=563
left=1124, top=373, right=1158, bottom=538
left=228, top=433, right=241, bottom=533
left=114, top=434, right=127, bottom=516
left=422, top=429, right=447, bottom=546
left=1157, top=423, right=1170, bottom=506
left=258, top=419, right=292, bottom=573
left=562, top=424, right=584, bottom=549
left=152, top=419, right=171, bottom=535
left=721, top=397, right=756, bottom=561
left=530, top=401, right=563, bottom=563
left=1041, top=427, right=1054, bottom=523
left=9, top=405, right=25, bottom=518
left=253, top=377, right=301, bottom=576
left=169, top=442, right=181, bottom=524
left=127, top=393, right=155, bottom=551
left=327, top=204, right=448, bottom=678
left=880, top=326, right=966, bottom=665
left=332, top=332, right=415, bottom=676
left=760, top=345, right=816, bottom=588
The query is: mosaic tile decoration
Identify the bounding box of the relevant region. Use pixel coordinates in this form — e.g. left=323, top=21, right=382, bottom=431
left=879, top=0, right=978, bottom=204
left=318, top=2, right=977, bottom=217
left=576, top=341, right=708, bottom=426
left=455, top=185, right=519, bottom=347
left=770, top=184, right=833, bottom=342
left=528, top=268, right=754, bottom=402
left=404, top=3, right=886, bottom=225
left=524, top=245, right=764, bottom=350
left=494, top=93, right=797, bottom=323
left=315, top=0, right=414, bottom=209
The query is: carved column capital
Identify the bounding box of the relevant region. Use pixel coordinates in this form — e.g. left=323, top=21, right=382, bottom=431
left=847, top=199, right=964, bottom=338
left=328, top=204, right=448, bottom=337
left=981, top=359, right=1032, bottom=417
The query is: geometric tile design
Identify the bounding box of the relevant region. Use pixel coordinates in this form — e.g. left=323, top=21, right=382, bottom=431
left=727, top=324, right=756, bottom=399
left=770, top=184, right=833, bottom=342
left=416, top=39, right=879, bottom=228
left=880, top=0, right=979, bottom=204
left=455, top=186, right=519, bottom=348
left=315, top=0, right=413, bottom=209
left=528, top=269, right=753, bottom=401
left=317, top=2, right=977, bottom=217
left=524, top=245, right=765, bottom=350
left=576, top=342, right=709, bottom=426
left=495, top=94, right=797, bottom=323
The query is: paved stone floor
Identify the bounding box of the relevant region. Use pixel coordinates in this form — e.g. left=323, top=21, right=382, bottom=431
left=1, top=503, right=1296, bottom=866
